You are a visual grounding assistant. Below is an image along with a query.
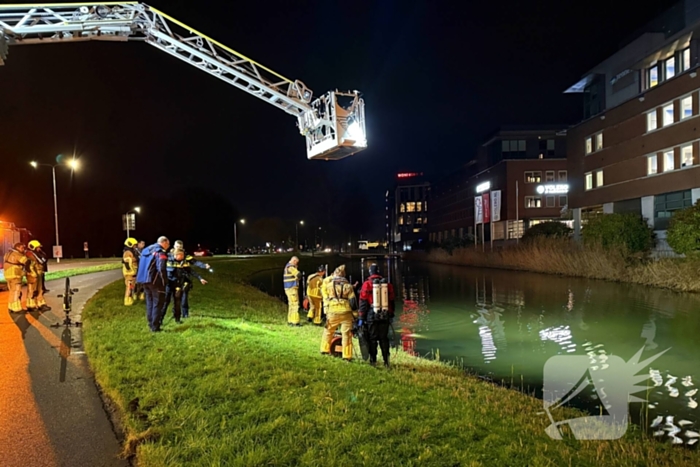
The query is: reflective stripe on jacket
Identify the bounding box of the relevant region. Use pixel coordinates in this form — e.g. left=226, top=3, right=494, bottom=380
left=283, top=262, right=299, bottom=289
left=306, top=273, right=323, bottom=298
left=3, top=249, right=27, bottom=280
left=323, top=276, right=356, bottom=314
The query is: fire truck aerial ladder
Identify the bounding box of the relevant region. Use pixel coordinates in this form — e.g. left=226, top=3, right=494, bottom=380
left=0, top=2, right=367, bottom=161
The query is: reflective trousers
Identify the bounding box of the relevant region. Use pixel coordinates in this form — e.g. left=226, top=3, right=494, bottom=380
left=124, top=275, right=137, bottom=306
left=367, top=321, right=391, bottom=365
left=26, top=274, right=46, bottom=309
left=307, top=296, right=323, bottom=324
left=321, top=312, right=354, bottom=360
left=285, top=287, right=299, bottom=324
left=6, top=279, right=23, bottom=312
left=144, top=283, right=166, bottom=331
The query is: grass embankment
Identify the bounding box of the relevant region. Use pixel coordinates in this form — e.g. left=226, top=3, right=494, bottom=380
left=82, top=256, right=700, bottom=466
left=408, top=239, right=700, bottom=293
left=0, top=262, right=121, bottom=288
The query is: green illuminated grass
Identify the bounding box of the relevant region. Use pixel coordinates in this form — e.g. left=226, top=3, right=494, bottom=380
left=1, top=262, right=121, bottom=287
left=82, top=257, right=700, bottom=466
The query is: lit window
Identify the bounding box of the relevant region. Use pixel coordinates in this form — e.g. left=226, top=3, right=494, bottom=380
left=416, top=202, right=423, bottom=212
left=683, top=48, right=691, bottom=71
left=664, top=150, right=675, bottom=172
left=596, top=170, right=604, bottom=187
left=585, top=173, right=593, bottom=190
left=666, top=56, right=676, bottom=79
left=398, top=216, right=404, bottom=225
left=682, top=96, right=692, bottom=119
left=412, top=228, right=421, bottom=233
left=400, top=203, right=405, bottom=213
left=559, top=195, right=568, bottom=207
left=524, top=171, right=541, bottom=183
left=585, top=137, right=592, bottom=154
left=545, top=171, right=555, bottom=182
left=546, top=196, right=555, bottom=208
left=547, top=139, right=555, bottom=151
left=525, top=196, right=542, bottom=208
left=406, top=202, right=416, bottom=212
left=647, top=111, right=658, bottom=131
left=649, top=66, right=659, bottom=87
left=595, top=133, right=603, bottom=151
left=558, top=170, right=567, bottom=181
left=415, top=217, right=423, bottom=224
left=663, top=103, right=675, bottom=126
left=648, top=155, right=658, bottom=175
left=682, top=144, right=694, bottom=167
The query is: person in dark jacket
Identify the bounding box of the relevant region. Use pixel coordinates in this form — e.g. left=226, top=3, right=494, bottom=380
left=136, top=236, right=170, bottom=332
left=166, top=248, right=208, bottom=322
left=358, top=263, right=396, bottom=368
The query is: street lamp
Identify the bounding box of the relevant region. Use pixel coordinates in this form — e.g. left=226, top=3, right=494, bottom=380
left=30, top=156, right=80, bottom=263
left=235, top=219, right=245, bottom=255
left=124, top=207, right=141, bottom=238
left=295, top=220, right=304, bottom=251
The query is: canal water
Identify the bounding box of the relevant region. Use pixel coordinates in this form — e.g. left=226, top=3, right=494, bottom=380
left=249, top=258, right=700, bottom=443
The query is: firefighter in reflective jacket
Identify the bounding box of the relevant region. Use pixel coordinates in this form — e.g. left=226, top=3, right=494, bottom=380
left=122, top=237, right=140, bottom=306
left=306, top=265, right=326, bottom=325
left=3, top=243, right=28, bottom=313
left=358, top=263, right=395, bottom=368
left=283, top=256, right=301, bottom=325
left=320, top=265, right=358, bottom=361
left=26, top=240, right=51, bottom=312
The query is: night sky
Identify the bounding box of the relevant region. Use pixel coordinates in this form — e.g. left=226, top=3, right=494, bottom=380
left=0, top=0, right=677, bottom=256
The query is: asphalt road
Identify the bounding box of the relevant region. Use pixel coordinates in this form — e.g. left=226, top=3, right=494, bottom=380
left=45, top=258, right=120, bottom=273
left=0, top=270, right=127, bottom=467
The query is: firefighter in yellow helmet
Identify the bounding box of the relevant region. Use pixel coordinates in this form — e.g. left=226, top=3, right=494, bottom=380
left=283, top=256, right=301, bottom=325
left=122, top=237, right=140, bottom=306
left=320, top=265, right=358, bottom=361
left=3, top=243, right=28, bottom=313
left=306, top=265, right=326, bottom=325
left=26, top=240, right=51, bottom=312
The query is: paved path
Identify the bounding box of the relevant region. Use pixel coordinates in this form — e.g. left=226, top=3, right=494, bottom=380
left=46, top=259, right=119, bottom=273
left=0, top=270, right=127, bottom=467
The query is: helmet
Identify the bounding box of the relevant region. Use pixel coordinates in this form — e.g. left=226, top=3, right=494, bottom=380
left=124, top=237, right=138, bottom=248
left=28, top=240, right=42, bottom=251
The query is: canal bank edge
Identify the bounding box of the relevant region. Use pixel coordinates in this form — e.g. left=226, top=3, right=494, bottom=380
left=405, top=240, right=700, bottom=294
left=79, top=257, right=700, bottom=466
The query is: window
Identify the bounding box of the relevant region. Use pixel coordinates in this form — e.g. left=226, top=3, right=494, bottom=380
left=649, top=65, right=659, bottom=88
left=559, top=195, right=568, bottom=207
left=547, top=139, right=555, bottom=151
left=502, top=140, right=526, bottom=154
left=595, top=133, right=603, bottom=151
left=654, top=190, right=693, bottom=230
left=682, top=48, right=691, bottom=72
left=682, top=144, right=694, bottom=167
left=558, top=170, right=567, bottom=181
left=596, top=170, right=604, bottom=187
left=682, top=95, right=692, bottom=119
left=524, top=171, right=541, bottom=183
left=545, top=171, right=555, bottom=182
left=648, top=155, right=658, bottom=175
left=398, top=216, right=404, bottom=225
left=664, top=150, right=675, bottom=172
left=546, top=196, right=555, bottom=208
left=585, top=137, right=593, bottom=155
left=666, top=56, right=676, bottom=79
left=647, top=110, right=658, bottom=131
left=416, top=202, right=423, bottom=212
left=585, top=173, right=593, bottom=190
left=525, top=196, right=542, bottom=208
left=399, top=203, right=405, bottom=213
left=406, top=215, right=412, bottom=224
left=663, top=103, right=675, bottom=126
left=415, top=217, right=423, bottom=224
left=406, top=202, right=416, bottom=212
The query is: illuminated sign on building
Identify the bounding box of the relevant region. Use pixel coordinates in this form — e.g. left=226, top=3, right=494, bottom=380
left=476, top=181, right=491, bottom=193
left=397, top=172, right=423, bottom=179
left=536, top=184, right=569, bottom=194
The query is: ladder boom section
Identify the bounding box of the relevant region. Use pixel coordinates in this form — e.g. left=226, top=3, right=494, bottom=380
left=0, top=3, right=367, bottom=160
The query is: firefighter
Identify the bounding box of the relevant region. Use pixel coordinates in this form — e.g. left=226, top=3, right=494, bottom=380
left=134, top=240, right=146, bottom=300
left=3, top=243, right=28, bottom=313
left=283, top=256, right=301, bottom=326
left=166, top=248, right=207, bottom=323
left=321, top=265, right=333, bottom=318
left=320, top=265, right=358, bottom=361
left=26, top=240, right=51, bottom=312
left=358, top=263, right=395, bottom=368
left=122, top=237, right=140, bottom=306
left=306, top=265, right=326, bottom=325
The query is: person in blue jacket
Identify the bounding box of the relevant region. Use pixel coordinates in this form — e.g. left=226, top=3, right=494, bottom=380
left=136, top=236, right=170, bottom=332
left=166, top=248, right=208, bottom=323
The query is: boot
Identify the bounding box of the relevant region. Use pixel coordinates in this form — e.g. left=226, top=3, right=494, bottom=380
left=40, top=305, right=52, bottom=312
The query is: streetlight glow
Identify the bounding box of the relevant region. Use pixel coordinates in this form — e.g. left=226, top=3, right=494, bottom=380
left=240, top=219, right=246, bottom=224
left=134, top=207, right=141, bottom=213
left=30, top=161, right=38, bottom=168
left=68, top=158, right=80, bottom=170
left=300, top=220, right=304, bottom=225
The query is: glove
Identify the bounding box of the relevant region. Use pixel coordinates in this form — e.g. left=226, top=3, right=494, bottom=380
left=358, top=319, right=364, bottom=327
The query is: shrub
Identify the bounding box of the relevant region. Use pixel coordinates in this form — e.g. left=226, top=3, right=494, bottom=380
left=667, top=201, right=700, bottom=256
left=521, top=221, right=572, bottom=242
left=440, top=235, right=474, bottom=255
left=582, top=213, right=655, bottom=255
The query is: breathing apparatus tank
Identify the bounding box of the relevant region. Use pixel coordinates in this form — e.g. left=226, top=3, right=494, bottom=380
left=372, top=279, right=381, bottom=313
left=380, top=279, right=389, bottom=313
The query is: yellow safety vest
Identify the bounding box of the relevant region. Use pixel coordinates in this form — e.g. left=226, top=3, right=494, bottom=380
left=283, top=262, right=299, bottom=289
left=306, top=273, right=323, bottom=299
left=3, top=249, right=27, bottom=280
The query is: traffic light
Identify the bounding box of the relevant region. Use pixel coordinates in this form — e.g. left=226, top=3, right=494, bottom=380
left=0, top=30, right=8, bottom=65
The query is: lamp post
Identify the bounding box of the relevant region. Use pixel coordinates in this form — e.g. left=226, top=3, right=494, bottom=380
left=295, top=220, right=304, bottom=251
left=124, top=207, right=141, bottom=238
left=30, top=156, right=80, bottom=263
left=234, top=219, right=245, bottom=255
